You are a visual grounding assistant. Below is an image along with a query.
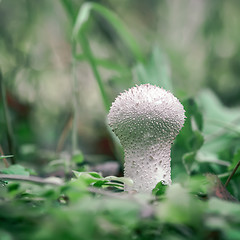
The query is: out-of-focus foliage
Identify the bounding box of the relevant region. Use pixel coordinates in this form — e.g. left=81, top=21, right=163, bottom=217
left=1, top=174, right=240, bottom=240
left=1, top=0, right=240, bottom=239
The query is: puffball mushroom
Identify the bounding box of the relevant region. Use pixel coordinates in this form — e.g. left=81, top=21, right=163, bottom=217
left=108, top=84, right=185, bottom=193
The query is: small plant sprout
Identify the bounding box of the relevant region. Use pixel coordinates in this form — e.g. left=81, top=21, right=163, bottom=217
left=108, top=84, right=185, bottom=193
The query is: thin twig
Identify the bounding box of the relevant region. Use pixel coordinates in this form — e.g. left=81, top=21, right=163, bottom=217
left=225, top=159, right=240, bottom=187
left=0, top=145, right=9, bottom=167
left=0, top=69, right=16, bottom=164
left=0, top=174, right=63, bottom=186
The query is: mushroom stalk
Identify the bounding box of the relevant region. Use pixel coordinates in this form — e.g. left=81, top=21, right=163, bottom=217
left=108, top=84, right=185, bottom=193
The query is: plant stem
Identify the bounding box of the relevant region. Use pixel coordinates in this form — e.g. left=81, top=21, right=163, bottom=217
left=0, top=145, right=9, bottom=167
left=79, top=34, right=110, bottom=111
left=0, top=70, right=15, bottom=164
left=60, top=0, right=76, bottom=24
left=61, top=1, right=79, bottom=156
left=56, top=113, right=73, bottom=154
left=225, top=159, right=240, bottom=187
left=71, top=42, right=79, bottom=155
left=0, top=174, right=63, bottom=185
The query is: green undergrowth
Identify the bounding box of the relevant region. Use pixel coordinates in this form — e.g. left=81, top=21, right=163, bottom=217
left=1, top=1, right=240, bottom=240
left=1, top=171, right=240, bottom=240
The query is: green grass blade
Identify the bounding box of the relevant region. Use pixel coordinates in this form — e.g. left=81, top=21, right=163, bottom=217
left=71, top=43, right=79, bottom=154
left=60, top=0, right=77, bottom=24
left=78, top=35, right=111, bottom=111
left=72, top=2, right=144, bottom=62
left=0, top=69, right=16, bottom=164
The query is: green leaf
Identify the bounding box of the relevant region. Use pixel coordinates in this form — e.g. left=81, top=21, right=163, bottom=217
left=152, top=181, right=168, bottom=196
left=72, top=2, right=144, bottom=62
left=93, top=180, right=108, bottom=187
left=229, top=149, right=240, bottom=171
left=71, top=2, right=144, bottom=111
left=197, top=89, right=240, bottom=153
left=71, top=153, right=84, bottom=164
left=134, top=46, right=172, bottom=91
left=175, top=98, right=204, bottom=152
left=0, top=230, right=12, bottom=240
left=72, top=171, right=130, bottom=190
left=88, top=172, right=103, bottom=178
left=156, top=183, right=205, bottom=225
left=105, top=176, right=133, bottom=186
left=182, top=152, right=196, bottom=175
left=208, top=197, right=240, bottom=218
left=72, top=171, right=104, bottom=185
left=173, top=98, right=204, bottom=175
left=0, top=165, right=30, bottom=176
left=60, top=0, right=77, bottom=24
left=7, top=182, right=20, bottom=192
left=72, top=3, right=91, bottom=36
left=187, top=175, right=211, bottom=196
left=189, top=130, right=204, bottom=151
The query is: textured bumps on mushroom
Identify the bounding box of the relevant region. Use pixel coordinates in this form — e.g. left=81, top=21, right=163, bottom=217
left=108, top=84, right=186, bottom=193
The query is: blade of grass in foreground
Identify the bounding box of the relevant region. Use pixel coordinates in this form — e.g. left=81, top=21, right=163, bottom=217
left=0, top=69, right=15, bottom=164
left=72, top=2, right=144, bottom=62
left=78, top=34, right=111, bottom=111
left=60, top=0, right=77, bottom=24
left=62, top=2, right=142, bottom=161
left=71, top=42, right=79, bottom=154
left=71, top=2, right=144, bottom=111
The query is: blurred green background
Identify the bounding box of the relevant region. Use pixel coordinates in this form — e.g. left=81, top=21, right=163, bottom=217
left=2, top=1, right=240, bottom=240
left=0, top=0, right=240, bottom=179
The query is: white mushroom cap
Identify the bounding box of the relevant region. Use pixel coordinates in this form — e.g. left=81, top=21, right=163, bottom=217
left=108, top=84, right=185, bottom=192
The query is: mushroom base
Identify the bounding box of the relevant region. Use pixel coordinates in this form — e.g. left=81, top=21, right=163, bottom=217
left=124, top=144, right=172, bottom=193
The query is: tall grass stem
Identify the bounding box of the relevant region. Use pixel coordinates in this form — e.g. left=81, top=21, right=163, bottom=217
left=79, top=34, right=110, bottom=111
left=0, top=70, right=16, bottom=164
left=71, top=43, right=79, bottom=154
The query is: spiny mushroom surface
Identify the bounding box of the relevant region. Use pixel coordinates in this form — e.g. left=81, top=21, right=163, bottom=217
left=108, top=84, right=185, bottom=193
